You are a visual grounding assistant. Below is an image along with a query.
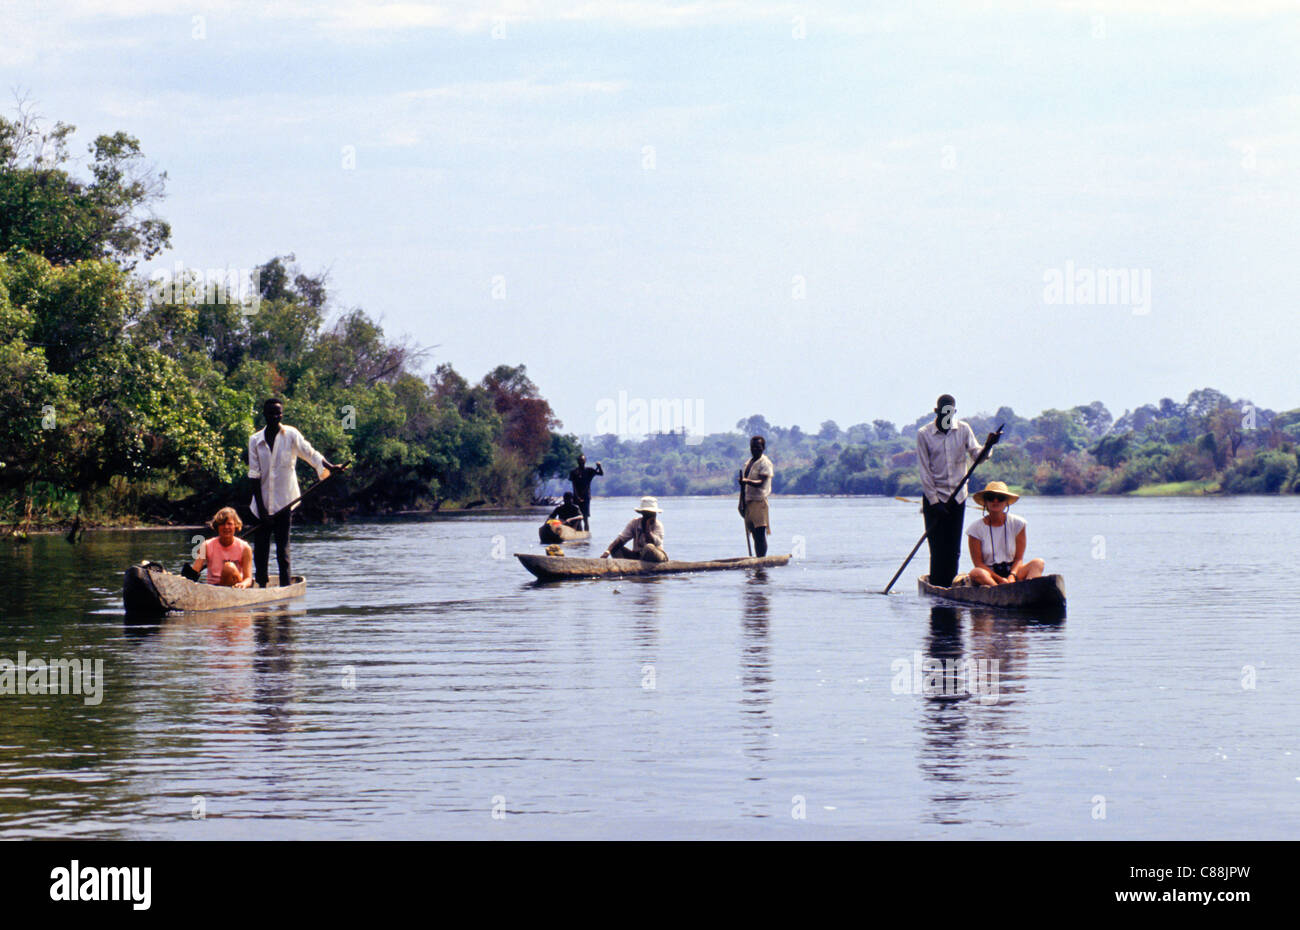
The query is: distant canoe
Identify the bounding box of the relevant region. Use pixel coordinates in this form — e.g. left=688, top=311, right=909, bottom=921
left=538, top=522, right=591, bottom=544
left=918, top=573, right=1066, bottom=613
left=122, top=563, right=305, bottom=614
left=517, top=552, right=791, bottom=581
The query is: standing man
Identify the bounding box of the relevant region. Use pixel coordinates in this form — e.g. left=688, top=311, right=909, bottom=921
left=916, top=394, right=990, bottom=587
left=248, top=398, right=347, bottom=588
left=738, top=435, right=774, bottom=557
left=568, top=453, right=603, bottom=531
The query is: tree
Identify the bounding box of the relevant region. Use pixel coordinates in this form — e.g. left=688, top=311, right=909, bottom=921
left=818, top=420, right=840, bottom=442
left=0, top=103, right=170, bottom=269
left=736, top=414, right=771, bottom=437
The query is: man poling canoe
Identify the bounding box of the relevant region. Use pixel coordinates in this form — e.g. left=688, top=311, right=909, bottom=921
left=738, top=435, right=774, bottom=557
left=915, top=394, right=996, bottom=588
left=247, top=398, right=348, bottom=589
left=881, top=412, right=1001, bottom=595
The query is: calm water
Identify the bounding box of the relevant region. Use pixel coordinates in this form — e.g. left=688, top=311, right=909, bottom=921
left=0, top=495, right=1296, bottom=839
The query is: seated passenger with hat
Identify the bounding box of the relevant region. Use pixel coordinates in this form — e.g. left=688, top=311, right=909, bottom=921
left=600, top=497, right=668, bottom=562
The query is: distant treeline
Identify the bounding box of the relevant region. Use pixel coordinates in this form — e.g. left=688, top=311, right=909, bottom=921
left=579, top=390, right=1300, bottom=498
left=0, top=106, right=579, bottom=529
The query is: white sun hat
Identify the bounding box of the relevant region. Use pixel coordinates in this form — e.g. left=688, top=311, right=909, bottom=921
left=634, top=496, right=663, bottom=514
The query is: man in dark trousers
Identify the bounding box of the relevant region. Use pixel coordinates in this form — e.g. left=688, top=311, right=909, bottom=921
left=248, top=398, right=347, bottom=588
left=916, top=394, right=989, bottom=587
left=568, top=454, right=603, bottom=531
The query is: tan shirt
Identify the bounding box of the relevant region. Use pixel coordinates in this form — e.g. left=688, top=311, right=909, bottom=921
left=742, top=454, right=774, bottom=503
left=916, top=421, right=983, bottom=505
left=611, top=516, right=664, bottom=551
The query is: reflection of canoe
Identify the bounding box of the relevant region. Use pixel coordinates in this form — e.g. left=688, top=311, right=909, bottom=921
left=123, top=563, right=306, bottom=614
left=517, top=552, right=791, bottom=581
left=918, top=574, right=1066, bottom=613
left=538, top=522, right=591, bottom=543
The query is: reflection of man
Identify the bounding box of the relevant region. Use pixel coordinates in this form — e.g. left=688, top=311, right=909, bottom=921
left=916, top=393, right=986, bottom=588
left=248, top=398, right=346, bottom=588
left=738, top=435, right=774, bottom=557
left=568, top=454, right=603, bottom=531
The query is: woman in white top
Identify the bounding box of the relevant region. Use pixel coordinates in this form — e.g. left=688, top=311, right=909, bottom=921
left=965, top=481, right=1045, bottom=586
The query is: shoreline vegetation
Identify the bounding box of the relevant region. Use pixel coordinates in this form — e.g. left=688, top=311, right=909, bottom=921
left=3, top=109, right=1298, bottom=536
left=573, top=393, right=1299, bottom=503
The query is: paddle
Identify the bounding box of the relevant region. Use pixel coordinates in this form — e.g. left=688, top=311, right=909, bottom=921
left=739, top=468, right=753, bottom=556
left=880, top=424, right=1003, bottom=594
left=239, top=464, right=349, bottom=540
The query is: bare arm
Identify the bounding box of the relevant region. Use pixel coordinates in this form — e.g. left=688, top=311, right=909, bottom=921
left=601, top=521, right=635, bottom=557
left=237, top=544, right=254, bottom=588
left=967, top=535, right=988, bottom=571
left=1010, top=527, right=1027, bottom=576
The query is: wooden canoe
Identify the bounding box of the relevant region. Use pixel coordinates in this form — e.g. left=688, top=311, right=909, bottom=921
left=918, top=573, right=1066, bottom=613
left=517, top=552, right=791, bottom=581
left=122, top=562, right=306, bottom=614
left=538, top=522, right=591, bottom=544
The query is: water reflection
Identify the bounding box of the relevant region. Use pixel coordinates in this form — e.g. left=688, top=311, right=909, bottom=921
left=918, top=605, right=1064, bottom=826
left=740, top=571, right=773, bottom=776
left=156, top=606, right=302, bottom=735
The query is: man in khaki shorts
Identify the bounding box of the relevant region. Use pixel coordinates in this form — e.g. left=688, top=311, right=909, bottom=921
left=738, top=435, right=774, bottom=557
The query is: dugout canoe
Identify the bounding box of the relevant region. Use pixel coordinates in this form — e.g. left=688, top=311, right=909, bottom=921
left=122, top=562, right=306, bottom=614
left=516, top=552, right=791, bottom=581
left=538, top=522, right=591, bottom=544
left=918, top=573, right=1066, bottom=613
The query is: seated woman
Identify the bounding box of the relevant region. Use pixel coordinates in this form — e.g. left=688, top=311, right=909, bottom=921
left=545, top=492, right=585, bottom=530
left=600, top=496, right=668, bottom=562
left=189, top=507, right=254, bottom=587
left=965, top=481, right=1045, bottom=586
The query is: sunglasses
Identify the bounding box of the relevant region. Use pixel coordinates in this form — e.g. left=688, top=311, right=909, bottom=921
left=983, top=494, right=1007, bottom=503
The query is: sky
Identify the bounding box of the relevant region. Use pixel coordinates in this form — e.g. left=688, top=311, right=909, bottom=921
left=3, top=0, right=1298, bottom=437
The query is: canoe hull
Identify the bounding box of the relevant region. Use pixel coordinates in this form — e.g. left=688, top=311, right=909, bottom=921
left=517, top=552, right=791, bottom=581
left=538, top=523, right=591, bottom=544
left=918, top=573, right=1066, bottom=613
left=122, top=563, right=306, bottom=614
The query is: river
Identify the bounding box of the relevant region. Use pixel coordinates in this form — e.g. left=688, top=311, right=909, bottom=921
left=0, top=495, right=1295, bottom=838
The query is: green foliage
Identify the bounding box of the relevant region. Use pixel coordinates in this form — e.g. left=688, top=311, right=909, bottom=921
left=1222, top=450, right=1298, bottom=494
left=0, top=109, right=170, bottom=269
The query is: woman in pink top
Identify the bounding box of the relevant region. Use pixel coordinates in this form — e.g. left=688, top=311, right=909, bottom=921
left=189, top=507, right=254, bottom=587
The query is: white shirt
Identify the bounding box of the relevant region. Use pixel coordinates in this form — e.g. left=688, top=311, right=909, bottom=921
left=742, top=454, right=774, bottom=503
left=611, top=516, right=664, bottom=551
left=247, top=425, right=327, bottom=518
left=965, top=513, right=1027, bottom=565
left=916, top=421, right=984, bottom=504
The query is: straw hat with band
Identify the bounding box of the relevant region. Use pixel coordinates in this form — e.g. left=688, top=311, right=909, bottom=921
left=634, top=496, right=663, bottom=514
left=971, top=481, right=1020, bottom=507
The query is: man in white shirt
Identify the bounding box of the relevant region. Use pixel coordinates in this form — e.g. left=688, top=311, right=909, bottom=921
left=600, top=497, right=668, bottom=562
left=738, top=435, right=774, bottom=557
left=248, top=398, right=346, bottom=588
left=916, top=394, right=991, bottom=587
